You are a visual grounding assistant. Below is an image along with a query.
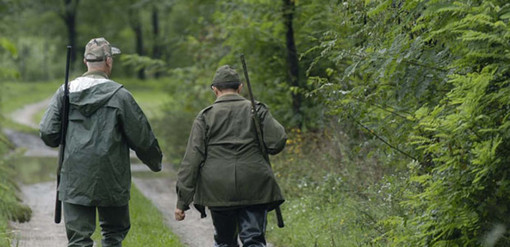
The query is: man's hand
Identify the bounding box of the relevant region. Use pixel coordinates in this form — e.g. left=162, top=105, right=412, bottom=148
left=175, top=208, right=185, bottom=221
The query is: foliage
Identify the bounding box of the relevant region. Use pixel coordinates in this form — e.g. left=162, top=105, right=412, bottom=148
left=402, top=1, right=510, bottom=245
left=213, top=0, right=326, bottom=129
left=306, top=0, right=510, bottom=245
left=0, top=38, right=19, bottom=80
left=0, top=38, right=32, bottom=247
left=121, top=54, right=167, bottom=78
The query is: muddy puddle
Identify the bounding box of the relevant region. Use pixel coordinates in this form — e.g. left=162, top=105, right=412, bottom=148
left=10, top=156, right=58, bottom=184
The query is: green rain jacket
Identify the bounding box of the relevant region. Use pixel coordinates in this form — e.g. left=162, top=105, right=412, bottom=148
left=176, top=93, right=287, bottom=211
left=40, top=71, right=162, bottom=207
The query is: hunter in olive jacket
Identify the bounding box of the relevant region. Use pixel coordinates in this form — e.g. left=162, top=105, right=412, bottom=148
left=176, top=93, right=287, bottom=211
left=40, top=71, right=162, bottom=207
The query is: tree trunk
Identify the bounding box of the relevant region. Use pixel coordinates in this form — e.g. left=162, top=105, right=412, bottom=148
left=152, top=7, right=161, bottom=78
left=129, top=8, right=146, bottom=80
left=62, top=0, right=79, bottom=64
left=282, top=0, right=301, bottom=127
left=134, top=24, right=145, bottom=80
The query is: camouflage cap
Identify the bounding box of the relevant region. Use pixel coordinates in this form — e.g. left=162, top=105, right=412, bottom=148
left=84, top=37, right=121, bottom=62
left=212, top=65, right=240, bottom=85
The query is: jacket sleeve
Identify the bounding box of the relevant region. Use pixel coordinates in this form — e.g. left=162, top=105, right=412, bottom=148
left=257, top=104, right=287, bottom=155
left=119, top=90, right=162, bottom=172
left=176, top=113, right=207, bottom=211
left=39, top=87, right=64, bottom=148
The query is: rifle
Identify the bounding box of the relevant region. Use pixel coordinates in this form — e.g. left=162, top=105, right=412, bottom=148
left=240, top=54, right=285, bottom=228
left=55, top=46, right=72, bottom=224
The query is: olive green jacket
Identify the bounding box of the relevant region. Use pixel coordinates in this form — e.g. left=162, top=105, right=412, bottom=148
left=176, top=93, right=287, bottom=211
left=40, top=71, right=162, bottom=207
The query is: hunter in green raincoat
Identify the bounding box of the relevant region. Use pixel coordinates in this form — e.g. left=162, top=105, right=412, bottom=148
left=40, top=37, right=162, bottom=247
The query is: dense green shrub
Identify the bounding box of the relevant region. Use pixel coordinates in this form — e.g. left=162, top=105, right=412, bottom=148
left=308, top=0, right=510, bottom=245
left=402, top=1, right=510, bottom=245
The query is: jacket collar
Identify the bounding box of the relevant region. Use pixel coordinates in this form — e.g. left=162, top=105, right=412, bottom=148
left=214, top=93, right=246, bottom=103
left=82, top=70, right=109, bottom=79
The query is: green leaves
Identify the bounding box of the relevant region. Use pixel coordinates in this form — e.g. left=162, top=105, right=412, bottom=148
left=304, top=0, right=510, bottom=245
left=0, top=38, right=17, bottom=58
left=120, top=54, right=167, bottom=76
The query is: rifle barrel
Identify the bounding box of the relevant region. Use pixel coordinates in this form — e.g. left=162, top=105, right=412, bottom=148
left=239, top=54, right=284, bottom=228
left=55, top=45, right=72, bottom=224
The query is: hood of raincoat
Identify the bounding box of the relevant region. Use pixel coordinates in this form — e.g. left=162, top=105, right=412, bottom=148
left=68, top=76, right=123, bottom=117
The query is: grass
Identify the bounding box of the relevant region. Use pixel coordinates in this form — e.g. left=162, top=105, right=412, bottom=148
left=0, top=81, right=61, bottom=114
left=91, top=184, right=183, bottom=247
left=261, top=129, right=408, bottom=247
left=1, top=81, right=61, bottom=134
left=266, top=187, right=384, bottom=246
left=0, top=220, right=10, bottom=247
left=128, top=90, right=168, bottom=120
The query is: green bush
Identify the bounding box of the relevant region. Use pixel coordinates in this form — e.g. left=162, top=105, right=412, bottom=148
left=309, top=0, right=510, bottom=245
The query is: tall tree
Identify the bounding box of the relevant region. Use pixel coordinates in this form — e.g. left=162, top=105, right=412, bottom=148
left=151, top=6, right=161, bottom=78
left=61, top=0, right=80, bottom=63
left=128, top=5, right=145, bottom=80
left=282, top=0, right=301, bottom=127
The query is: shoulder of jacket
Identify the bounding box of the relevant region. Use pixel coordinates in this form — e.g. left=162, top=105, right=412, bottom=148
left=194, top=105, right=213, bottom=124
left=115, top=86, right=130, bottom=96
left=109, top=85, right=133, bottom=101
left=199, top=105, right=214, bottom=115
left=100, top=83, right=132, bottom=109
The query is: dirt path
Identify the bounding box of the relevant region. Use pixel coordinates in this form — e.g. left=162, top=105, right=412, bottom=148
left=9, top=182, right=68, bottom=247
left=5, top=99, right=68, bottom=247
left=6, top=99, right=215, bottom=247
left=8, top=98, right=51, bottom=129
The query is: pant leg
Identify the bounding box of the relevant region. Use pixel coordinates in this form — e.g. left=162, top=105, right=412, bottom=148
left=97, top=205, right=130, bottom=247
left=63, top=202, right=96, bottom=247
left=210, top=209, right=240, bottom=247
left=238, top=205, right=268, bottom=247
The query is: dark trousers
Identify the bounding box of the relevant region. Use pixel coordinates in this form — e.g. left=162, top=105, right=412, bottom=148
left=210, top=205, right=268, bottom=247
left=63, top=202, right=130, bottom=247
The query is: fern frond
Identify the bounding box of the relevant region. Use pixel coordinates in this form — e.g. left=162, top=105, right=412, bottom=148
left=459, top=30, right=506, bottom=44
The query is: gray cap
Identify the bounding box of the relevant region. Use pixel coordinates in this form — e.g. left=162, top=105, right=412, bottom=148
left=84, top=37, right=121, bottom=62
left=212, top=65, right=241, bottom=85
